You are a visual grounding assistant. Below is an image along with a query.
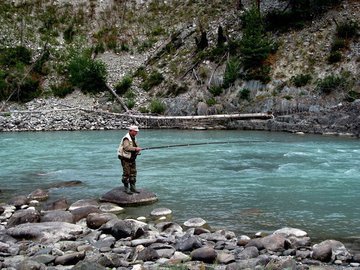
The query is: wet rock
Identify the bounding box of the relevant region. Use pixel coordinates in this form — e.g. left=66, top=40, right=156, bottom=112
left=274, top=227, right=308, bottom=238
left=28, top=188, right=49, bottom=201
left=7, top=195, right=29, bottom=209
left=150, top=207, right=172, bottom=218
left=100, top=187, right=158, bottom=206
left=71, top=206, right=101, bottom=223
left=183, top=217, right=207, bottom=228
left=155, top=222, right=183, bottom=235
left=54, top=251, right=85, bottom=265
left=99, top=202, right=124, bottom=214
left=191, top=247, right=217, bottom=263
left=41, top=210, right=74, bottom=223
left=86, top=212, right=117, bottom=229
left=42, top=198, right=69, bottom=211
left=48, top=180, right=83, bottom=189
left=69, top=199, right=99, bottom=211
left=6, top=209, right=41, bottom=228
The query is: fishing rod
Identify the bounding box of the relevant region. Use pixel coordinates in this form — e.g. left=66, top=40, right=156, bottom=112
left=141, top=140, right=265, bottom=150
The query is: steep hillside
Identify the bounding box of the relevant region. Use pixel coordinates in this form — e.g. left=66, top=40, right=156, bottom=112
left=0, top=0, right=359, bottom=134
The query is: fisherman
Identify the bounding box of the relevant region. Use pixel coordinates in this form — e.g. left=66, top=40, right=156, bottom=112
left=117, top=125, right=142, bottom=194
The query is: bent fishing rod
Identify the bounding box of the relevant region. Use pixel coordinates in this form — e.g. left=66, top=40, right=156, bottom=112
left=141, top=140, right=269, bottom=150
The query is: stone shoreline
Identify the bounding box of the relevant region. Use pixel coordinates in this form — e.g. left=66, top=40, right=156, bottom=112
left=1, top=186, right=360, bottom=270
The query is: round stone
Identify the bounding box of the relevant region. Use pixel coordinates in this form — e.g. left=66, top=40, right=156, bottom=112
left=150, top=208, right=172, bottom=217
left=183, top=217, right=207, bottom=228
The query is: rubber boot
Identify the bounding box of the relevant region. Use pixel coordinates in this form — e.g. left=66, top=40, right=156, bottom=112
left=130, top=183, right=140, bottom=194
left=123, top=183, right=133, bottom=194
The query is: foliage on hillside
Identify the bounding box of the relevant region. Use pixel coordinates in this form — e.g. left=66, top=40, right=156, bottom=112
left=0, top=0, right=359, bottom=114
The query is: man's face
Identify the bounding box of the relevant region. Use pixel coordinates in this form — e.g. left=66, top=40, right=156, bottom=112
left=129, top=130, right=138, bottom=136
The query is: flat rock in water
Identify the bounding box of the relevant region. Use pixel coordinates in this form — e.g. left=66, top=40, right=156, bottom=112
left=99, top=187, right=158, bottom=206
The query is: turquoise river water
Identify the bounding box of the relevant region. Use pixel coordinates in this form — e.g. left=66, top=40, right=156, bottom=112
left=0, top=130, right=359, bottom=250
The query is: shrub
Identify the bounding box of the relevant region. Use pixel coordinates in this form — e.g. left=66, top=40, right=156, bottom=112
left=126, top=99, right=135, bottom=109
left=51, top=81, right=74, bottom=98
left=209, top=85, right=223, bottom=96
left=336, top=20, right=359, bottom=39
left=13, top=75, right=41, bottom=102
left=223, top=57, right=241, bottom=88
left=167, top=83, right=188, bottom=96
left=114, top=76, right=133, bottom=96
left=345, top=90, right=360, bottom=102
left=0, top=46, right=32, bottom=67
left=316, top=75, right=346, bottom=94
left=67, top=53, right=107, bottom=93
left=239, top=88, right=251, bottom=100
left=141, top=70, right=164, bottom=91
left=328, top=51, right=342, bottom=64
left=0, top=70, right=8, bottom=100
left=149, top=99, right=166, bottom=114
left=64, top=24, right=76, bottom=43
left=125, top=90, right=136, bottom=99
left=291, top=74, right=312, bottom=87
left=206, top=98, right=216, bottom=106
left=331, top=38, right=347, bottom=52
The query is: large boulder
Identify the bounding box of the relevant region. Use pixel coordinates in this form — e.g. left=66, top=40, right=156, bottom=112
left=100, top=187, right=158, bottom=206
left=110, top=219, right=148, bottom=240
left=71, top=206, right=101, bottom=223
left=69, top=199, right=99, bottom=211
left=7, top=195, right=29, bottom=209
left=86, top=213, right=117, bottom=229
left=312, top=240, right=352, bottom=262
left=41, top=210, right=74, bottom=223
left=191, top=247, right=217, bottom=263
left=6, top=209, right=41, bottom=228
left=6, top=222, right=83, bottom=243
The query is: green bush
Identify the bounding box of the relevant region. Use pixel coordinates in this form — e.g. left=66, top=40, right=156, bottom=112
left=141, top=70, right=164, bottom=91
left=239, top=88, right=251, bottom=100
left=126, top=98, right=135, bottom=109
left=291, top=74, right=312, bottom=87
left=67, top=53, right=107, bottom=93
left=223, top=57, right=241, bottom=88
left=125, top=90, right=136, bottom=99
left=114, top=76, right=133, bottom=96
left=14, top=75, right=41, bottom=102
left=328, top=51, right=342, bottom=64
left=51, top=81, right=74, bottom=98
left=316, top=75, right=346, bottom=94
left=209, top=85, right=223, bottom=96
left=0, top=46, right=32, bottom=67
left=336, top=20, right=359, bottom=39
left=345, top=90, right=360, bottom=102
left=0, top=70, right=8, bottom=100
left=331, top=38, right=347, bottom=52
left=206, top=98, right=216, bottom=106
left=149, top=99, right=166, bottom=114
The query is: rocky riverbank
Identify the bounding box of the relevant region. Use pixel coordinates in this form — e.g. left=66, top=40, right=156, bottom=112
left=1, top=185, right=360, bottom=270
left=1, top=91, right=360, bottom=137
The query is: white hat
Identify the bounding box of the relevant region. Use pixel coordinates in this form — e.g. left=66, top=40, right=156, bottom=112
left=128, top=125, right=139, bottom=132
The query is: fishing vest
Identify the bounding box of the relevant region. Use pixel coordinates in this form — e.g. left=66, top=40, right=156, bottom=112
left=118, top=133, right=137, bottom=160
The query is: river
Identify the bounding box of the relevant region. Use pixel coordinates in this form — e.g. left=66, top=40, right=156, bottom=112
left=0, top=129, right=359, bottom=250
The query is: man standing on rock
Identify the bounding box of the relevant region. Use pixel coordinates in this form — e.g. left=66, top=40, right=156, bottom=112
left=118, top=125, right=142, bottom=194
